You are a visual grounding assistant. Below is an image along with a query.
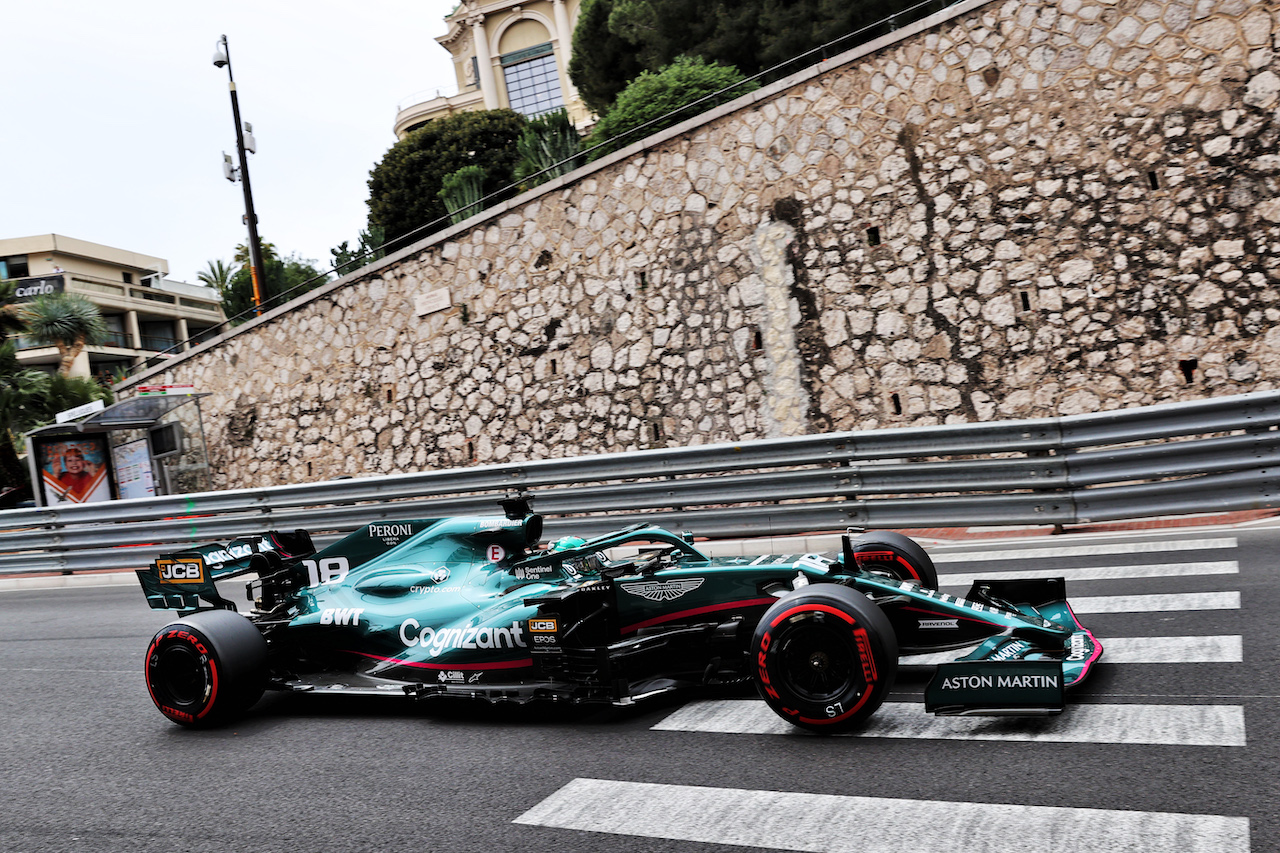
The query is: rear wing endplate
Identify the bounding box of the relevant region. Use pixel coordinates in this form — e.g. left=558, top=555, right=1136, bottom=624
left=135, top=530, right=314, bottom=611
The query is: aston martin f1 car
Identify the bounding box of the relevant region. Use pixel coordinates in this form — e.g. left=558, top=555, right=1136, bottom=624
left=136, top=498, right=1102, bottom=731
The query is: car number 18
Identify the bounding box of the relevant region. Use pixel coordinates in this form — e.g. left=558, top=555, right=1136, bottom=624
left=303, top=557, right=350, bottom=586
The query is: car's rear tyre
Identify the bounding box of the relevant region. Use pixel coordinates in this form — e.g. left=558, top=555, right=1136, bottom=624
left=849, top=531, right=938, bottom=589
left=144, top=609, right=267, bottom=728
left=752, top=584, right=898, bottom=733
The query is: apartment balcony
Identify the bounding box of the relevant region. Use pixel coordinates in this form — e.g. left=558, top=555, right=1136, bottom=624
left=393, top=85, right=485, bottom=138
left=64, top=272, right=222, bottom=319
left=139, top=335, right=178, bottom=352
left=15, top=331, right=179, bottom=354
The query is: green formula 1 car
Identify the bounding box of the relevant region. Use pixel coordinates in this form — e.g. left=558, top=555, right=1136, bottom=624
left=137, top=497, right=1102, bottom=731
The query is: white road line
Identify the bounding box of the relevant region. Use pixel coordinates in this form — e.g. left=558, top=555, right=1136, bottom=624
left=515, top=778, right=1250, bottom=853
left=651, top=700, right=1246, bottom=746
left=1100, top=635, right=1243, bottom=664
left=901, top=635, right=1242, bottom=666
left=1, top=668, right=137, bottom=674
left=937, top=560, right=1237, bottom=587
left=1068, top=591, right=1240, bottom=613
left=930, top=537, right=1237, bottom=563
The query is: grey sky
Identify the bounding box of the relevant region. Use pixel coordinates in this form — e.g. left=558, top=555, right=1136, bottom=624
left=1, top=0, right=459, bottom=284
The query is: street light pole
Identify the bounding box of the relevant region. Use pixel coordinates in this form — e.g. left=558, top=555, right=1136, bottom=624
left=213, top=34, right=265, bottom=314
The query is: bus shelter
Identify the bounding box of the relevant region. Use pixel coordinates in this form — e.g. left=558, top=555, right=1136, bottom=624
left=24, top=393, right=212, bottom=506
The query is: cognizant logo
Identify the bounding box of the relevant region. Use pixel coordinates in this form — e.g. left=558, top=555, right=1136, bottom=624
left=399, top=619, right=526, bottom=657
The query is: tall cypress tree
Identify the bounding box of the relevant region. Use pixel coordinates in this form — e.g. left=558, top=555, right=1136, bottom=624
left=572, top=0, right=950, bottom=113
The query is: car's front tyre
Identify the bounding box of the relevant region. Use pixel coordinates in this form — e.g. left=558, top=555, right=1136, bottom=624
left=752, top=584, right=897, bottom=733
left=144, top=609, right=267, bottom=728
left=849, top=531, right=939, bottom=589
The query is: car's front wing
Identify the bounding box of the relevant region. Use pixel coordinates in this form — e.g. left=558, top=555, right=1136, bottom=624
left=920, top=578, right=1102, bottom=716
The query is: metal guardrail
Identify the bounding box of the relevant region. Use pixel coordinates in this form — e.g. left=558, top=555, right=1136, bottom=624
left=3, top=391, right=1279, bottom=576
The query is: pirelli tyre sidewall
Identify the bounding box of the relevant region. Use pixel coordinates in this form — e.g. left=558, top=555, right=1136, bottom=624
left=850, top=531, right=938, bottom=589
left=752, top=584, right=898, bottom=733
left=145, top=610, right=267, bottom=728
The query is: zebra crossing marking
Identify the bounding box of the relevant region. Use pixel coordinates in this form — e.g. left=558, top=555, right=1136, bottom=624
left=900, top=635, right=1242, bottom=666
left=936, top=560, right=1237, bottom=587
left=930, top=537, right=1237, bottom=563
left=1068, top=591, right=1240, bottom=613
left=514, top=778, right=1250, bottom=853
left=649, top=699, right=1246, bottom=746
left=1097, top=635, right=1243, bottom=664
left=536, top=536, right=1253, bottom=851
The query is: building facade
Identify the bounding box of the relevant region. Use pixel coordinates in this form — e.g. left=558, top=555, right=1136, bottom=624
left=394, top=0, right=587, bottom=139
left=2, top=234, right=225, bottom=380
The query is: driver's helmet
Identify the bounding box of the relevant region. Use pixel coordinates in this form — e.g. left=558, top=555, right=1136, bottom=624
left=550, top=536, right=605, bottom=575
left=551, top=536, right=587, bottom=552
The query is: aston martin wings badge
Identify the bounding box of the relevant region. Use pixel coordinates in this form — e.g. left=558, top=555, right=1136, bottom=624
left=619, top=577, right=705, bottom=602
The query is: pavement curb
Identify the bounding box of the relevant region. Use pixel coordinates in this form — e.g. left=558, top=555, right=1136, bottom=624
left=0, top=571, right=141, bottom=592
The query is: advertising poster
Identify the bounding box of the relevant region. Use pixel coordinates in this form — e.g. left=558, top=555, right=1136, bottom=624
left=111, top=438, right=156, bottom=500
left=35, top=435, right=113, bottom=505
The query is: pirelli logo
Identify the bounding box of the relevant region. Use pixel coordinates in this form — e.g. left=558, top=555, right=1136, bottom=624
left=528, top=618, right=557, bottom=633
left=157, top=558, right=205, bottom=584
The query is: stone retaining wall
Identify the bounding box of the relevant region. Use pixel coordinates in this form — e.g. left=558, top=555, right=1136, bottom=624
left=125, top=0, right=1280, bottom=488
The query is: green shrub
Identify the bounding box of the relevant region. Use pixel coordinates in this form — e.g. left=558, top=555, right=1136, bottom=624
left=438, top=165, right=488, bottom=224
left=367, top=109, right=526, bottom=247
left=585, top=56, right=757, bottom=160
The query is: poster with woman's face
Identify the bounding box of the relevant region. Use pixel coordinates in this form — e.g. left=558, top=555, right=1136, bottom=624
left=35, top=436, right=112, bottom=504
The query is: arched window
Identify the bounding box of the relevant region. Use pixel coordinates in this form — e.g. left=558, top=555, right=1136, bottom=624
left=500, top=43, right=564, bottom=117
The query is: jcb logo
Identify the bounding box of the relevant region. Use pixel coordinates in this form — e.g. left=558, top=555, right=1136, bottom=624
left=529, top=619, right=557, bottom=633
left=157, top=559, right=204, bottom=584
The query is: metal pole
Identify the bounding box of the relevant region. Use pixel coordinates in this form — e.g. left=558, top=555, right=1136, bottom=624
left=217, top=35, right=265, bottom=314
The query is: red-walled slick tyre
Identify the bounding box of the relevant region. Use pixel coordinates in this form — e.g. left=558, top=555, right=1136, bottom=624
left=144, top=609, right=267, bottom=728
left=849, top=531, right=939, bottom=589
left=752, top=584, right=898, bottom=734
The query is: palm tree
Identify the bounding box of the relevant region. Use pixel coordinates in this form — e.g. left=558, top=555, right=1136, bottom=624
left=0, top=341, right=111, bottom=492
left=45, top=371, right=111, bottom=413
left=233, top=241, right=279, bottom=266
left=21, top=293, right=109, bottom=376
left=0, top=341, right=50, bottom=490
left=0, top=279, right=29, bottom=342
left=196, top=259, right=240, bottom=296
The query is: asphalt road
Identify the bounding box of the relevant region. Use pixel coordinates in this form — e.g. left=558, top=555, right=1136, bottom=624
left=1, top=523, right=1276, bottom=852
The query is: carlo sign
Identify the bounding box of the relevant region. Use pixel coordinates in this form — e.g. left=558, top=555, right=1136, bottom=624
left=12, top=275, right=66, bottom=302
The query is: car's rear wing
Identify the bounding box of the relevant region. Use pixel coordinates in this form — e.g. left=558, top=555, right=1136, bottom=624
left=135, top=529, right=315, bottom=611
